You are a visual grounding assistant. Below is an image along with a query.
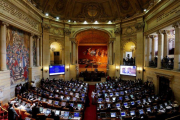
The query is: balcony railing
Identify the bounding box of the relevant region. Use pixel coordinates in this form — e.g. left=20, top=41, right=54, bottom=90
left=123, top=57, right=135, bottom=66
left=149, top=57, right=157, bottom=68
left=161, top=57, right=174, bottom=70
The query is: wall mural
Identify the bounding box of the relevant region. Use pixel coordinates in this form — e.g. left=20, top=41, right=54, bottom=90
left=33, top=38, right=37, bottom=66
left=6, top=27, right=30, bottom=85
left=78, top=46, right=107, bottom=69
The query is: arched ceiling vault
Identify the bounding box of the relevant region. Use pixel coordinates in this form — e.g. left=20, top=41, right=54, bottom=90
left=76, top=30, right=109, bottom=45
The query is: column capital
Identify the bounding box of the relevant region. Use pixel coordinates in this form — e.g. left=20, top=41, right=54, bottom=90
left=161, top=30, right=168, bottom=35
left=135, top=22, right=144, bottom=32
left=42, top=23, right=51, bottom=30
left=172, top=22, right=180, bottom=28
left=70, top=38, right=76, bottom=44
left=145, top=35, right=150, bottom=39
left=114, top=27, right=121, bottom=35
left=64, top=28, right=71, bottom=36
left=30, top=33, right=35, bottom=37
left=156, top=30, right=163, bottom=35
left=109, top=38, right=115, bottom=43
left=37, top=35, right=41, bottom=39
left=1, top=21, right=9, bottom=26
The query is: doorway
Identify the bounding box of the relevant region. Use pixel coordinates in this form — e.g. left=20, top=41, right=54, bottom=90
left=159, top=76, right=169, bottom=96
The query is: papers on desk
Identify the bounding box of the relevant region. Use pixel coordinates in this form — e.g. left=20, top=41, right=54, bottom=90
left=74, top=117, right=81, bottom=120
left=17, top=105, right=26, bottom=110
left=10, top=101, right=17, bottom=104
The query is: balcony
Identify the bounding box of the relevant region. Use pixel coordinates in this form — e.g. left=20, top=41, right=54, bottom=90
left=161, top=57, right=174, bottom=70
left=149, top=57, right=157, bottom=68
left=123, top=57, right=135, bottom=66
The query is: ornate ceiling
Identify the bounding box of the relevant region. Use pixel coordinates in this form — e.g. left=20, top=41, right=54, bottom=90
left=32, top=0, right=153, bottom=22
left=76, top=30, right=109, bottom=45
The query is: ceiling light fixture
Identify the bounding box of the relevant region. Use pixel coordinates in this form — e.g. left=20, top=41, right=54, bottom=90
left=84, top=21, right=88, bottom=24
left=94, top=21, right=98, bottom=24
left=108, top=21, right=112, bottom=24
left=144, top=9, right=147, bottom=12
left=45, top=13, right=49, bottom=16
left=56, top=17, right=59, bottom=20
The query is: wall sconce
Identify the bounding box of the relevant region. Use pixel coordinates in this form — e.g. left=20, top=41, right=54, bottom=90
left=130, top=45, right=135, bottom=52
left=44, top=67, right=49, bottom=73
left=137, top=67, right=142, bottom=73
left=66, top=66, right=69, bottom=71
left=116, top=66, right=120, bottom=72
left=50, top=45, right=55, bottom=51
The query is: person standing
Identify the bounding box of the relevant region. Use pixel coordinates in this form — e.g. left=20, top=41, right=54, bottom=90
left=32, top=103, right=40, bottom=119
left=8, top=103, right=19, bottom=120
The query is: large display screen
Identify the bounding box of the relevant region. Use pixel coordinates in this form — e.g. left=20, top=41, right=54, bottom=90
left=120, top=66, right=136, bottom=76
left=49, top=65, right=65, bottom=75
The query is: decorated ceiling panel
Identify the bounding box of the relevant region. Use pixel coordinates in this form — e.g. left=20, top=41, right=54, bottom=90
left=32, top=0, right=153, bottom=22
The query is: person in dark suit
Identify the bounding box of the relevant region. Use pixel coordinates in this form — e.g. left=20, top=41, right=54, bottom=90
left=32, top=102, right=40, bottom=119
left=8, top=103, right=19, bottom=120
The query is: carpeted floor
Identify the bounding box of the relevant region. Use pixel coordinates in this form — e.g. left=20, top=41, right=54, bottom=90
left=84, top=85, right=97, bottom=120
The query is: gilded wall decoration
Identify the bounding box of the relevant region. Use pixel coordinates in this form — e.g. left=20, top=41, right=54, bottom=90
left=50, top=27, right=64, bottom=36
left=6, top=26, right=30, bottom=85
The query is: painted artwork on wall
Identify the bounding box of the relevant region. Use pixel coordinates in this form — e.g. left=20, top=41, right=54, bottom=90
left=6, top=27, right=30, bottom=85
left=33, top=38, right=37, bottom=66
left=78, top=46, right=107, bottom=68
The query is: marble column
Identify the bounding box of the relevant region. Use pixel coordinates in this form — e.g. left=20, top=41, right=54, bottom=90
left=73, top=42, right=76, bottom=64
left=42, top=23, right=50, bottom=79
left=0, top=22, right=9, bottom=71
left=62, top=49, right=65, bottom=64
left=39, top=36, right=42, bottom=66
left=163, top=30, right=168, bottom=57
left=36, top=37, right=40, bottom=66
left=29, top=34, right=34, bottom=68
left=109, top=42, right=112, bottom=65
left=135, top=21, right=144, bottom=79
left=114, top=33, right=120, bottom=77
left=64, top=28, right=71, bottom=80
left=157, top=30, right=164, bottom=69
left=151, top=35, right=155, bottom=60
left=173, top=22, right=180, bottom=70
left=146, top=35, right=151, bottom=67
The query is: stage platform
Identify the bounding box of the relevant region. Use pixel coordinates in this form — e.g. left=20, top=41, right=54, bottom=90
left=79, top=77, right=106, bottom=85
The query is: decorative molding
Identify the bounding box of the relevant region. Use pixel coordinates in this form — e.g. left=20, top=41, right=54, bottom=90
left=64, top=28, right=71, bottom=36
left=125, top=26, right=134, bottom=36
left=155, top=72, right=174, bottom=82
left=42, top=23, right=51, bottom=30
left=135, top=22, right=144, bottom=32
left=172, top=22, right=180, bottom=28
left=1, top=21, right=9, bottom=26
left=50, top=26, right=64, bottom=36
left=114, top=28, right=121, bottom=35
left=0, top=0, right=38, bottom=29
left=156, top=5, right=180, bottom=22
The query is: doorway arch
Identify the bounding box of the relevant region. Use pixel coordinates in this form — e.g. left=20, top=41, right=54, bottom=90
left=75, top=29, right=110, bottom=80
